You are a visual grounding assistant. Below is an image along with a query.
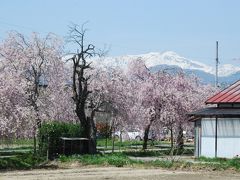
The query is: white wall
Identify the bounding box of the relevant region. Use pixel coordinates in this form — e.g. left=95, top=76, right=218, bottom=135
left=217, top=118, right=240, bottom=158
left=200, top=117, right=240, bottom=158
left=201, top=118, right=216, bottom=157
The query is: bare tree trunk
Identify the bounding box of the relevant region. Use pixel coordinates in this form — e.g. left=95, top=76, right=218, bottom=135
left=76, top=106, right=91, bottom=153
left=89, top=111, right=97, bottom=154
left=143, top=122, right=152, bottom=150
left=80, top=117, right=97, bottom=154
left=170, top=126, right=174, bottom=149
left=119, top=131, right=122, bottom=151
left=176, top=124, right=184, bottom=150
left=33, top=115, right=41, bottom=154
left=89, top=138, right=96, bottom=154
left=112, top=127, right=115, bottom=153
left=105, top=135, right=108, bottom=149
left=32, top=97, right=41, bottom=155
left=105, top=120, right=108, bottom=149
left=143, top=126, right=149, bottom=150
left=33, top=130, right=37, bottom=154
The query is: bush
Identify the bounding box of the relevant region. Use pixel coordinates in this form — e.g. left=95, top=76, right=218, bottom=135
left=38, top=121, right=82, bottom=159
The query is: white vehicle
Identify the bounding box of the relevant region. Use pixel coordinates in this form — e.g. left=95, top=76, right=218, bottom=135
left=113, top=129, right=155, bottom=141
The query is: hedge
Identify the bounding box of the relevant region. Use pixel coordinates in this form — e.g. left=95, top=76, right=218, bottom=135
left=38, top=121, right=82, bottom=159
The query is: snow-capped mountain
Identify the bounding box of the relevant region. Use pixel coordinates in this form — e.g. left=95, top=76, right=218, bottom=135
left=96, top=51, right=240, bottom=85
left=99, top=51, right=240, bottom=77
left=218, top=64, right=240, bottom=77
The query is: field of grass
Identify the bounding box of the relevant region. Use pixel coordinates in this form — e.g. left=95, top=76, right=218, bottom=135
left=1, top=146, right=240, bottom=172
left=58, top=153, right=181, bottom=168
left=0, top=139, right=33, bottom=147
left=0, top=139, right=34, bottom=158
left=0, top=152, right=45, bottom=170
left=97, top=138, right=172, bottom=147
left=197, top=156, right=240, bottom=170
left=57, top=153, right=240, bottom=171
left=96, top=138, right=193, bottom=151
left=58, top=153, right=240, bottom=171
left=1, top=138, right=240, bottom=172
left=0, top=138, right=195, bottom=170
left=0, top=138, right=194, bottom=158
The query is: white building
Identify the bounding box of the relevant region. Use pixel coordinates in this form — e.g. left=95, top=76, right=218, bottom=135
left=190, top=80, right=240, bottom=158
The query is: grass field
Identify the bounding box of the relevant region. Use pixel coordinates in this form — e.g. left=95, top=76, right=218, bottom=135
left=0, top=138, right=194, bottom=158
left=0, top=138, right=195, bottom=170
left=0, top=140, right=240, bottom=172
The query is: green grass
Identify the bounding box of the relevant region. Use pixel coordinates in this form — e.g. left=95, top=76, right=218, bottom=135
left=0, top=153, right=45, bottom=170
left=96, top=139, right=184, bottom=152
left=147, top=159, right=175, bottom=168
left=97, top=138, right=194, bottom=150
left=0, top=146, right=33, bottom=151
left=122, top=148, right=194, bottom=157
left=97, top=138, right=143, bottom=147
left=123, top=150, right=165, bottom=157
left=0, top=138, right=201, bottom=171
left=0, top=138, right=34, bottom=147
left=0, top=139, right=34, bottom=157
left=59, top=153, right=137, bottom=167
left=2, top=150, right=240, bottom=171
left=197, top=156, right=240, bottom=170
left=0, top=139, right=43, bottom=170
left=58, top=153, right=192, bottom=169
left=58, top=153, right=240, bottom=171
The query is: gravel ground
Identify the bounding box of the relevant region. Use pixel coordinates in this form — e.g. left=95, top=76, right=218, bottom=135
left=1, top=167, right=240, bottom=180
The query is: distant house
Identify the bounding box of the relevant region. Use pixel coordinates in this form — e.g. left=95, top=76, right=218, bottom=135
left=189, top=80, right=240, bottom=158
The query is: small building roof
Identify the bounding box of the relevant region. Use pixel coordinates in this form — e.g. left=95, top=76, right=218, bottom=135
left=206, top=80, right=240, bottom=104
left=189, top=107, right=240, bottom=118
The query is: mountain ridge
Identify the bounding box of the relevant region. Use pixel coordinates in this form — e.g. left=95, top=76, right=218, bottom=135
left=97, top=51, right=240, bottom=84
left=106, top=51, right=240, bottom=77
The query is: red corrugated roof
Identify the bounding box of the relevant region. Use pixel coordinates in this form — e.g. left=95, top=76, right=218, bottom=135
left=206, top=80, right=240, bottom=104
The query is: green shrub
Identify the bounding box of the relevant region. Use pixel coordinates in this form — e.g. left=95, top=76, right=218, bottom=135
left=38, top=121, right=82, bottom=159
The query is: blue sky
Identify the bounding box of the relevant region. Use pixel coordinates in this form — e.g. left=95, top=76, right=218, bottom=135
left=0, top=0, right=240, bottom=66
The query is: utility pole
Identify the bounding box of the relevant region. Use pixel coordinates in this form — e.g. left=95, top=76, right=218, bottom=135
left=215, top=41, right=219, bottom=88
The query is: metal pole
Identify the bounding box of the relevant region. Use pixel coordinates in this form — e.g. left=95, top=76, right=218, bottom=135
left=215, top=117, right=218, bottom=158
left=215, top=41, right=219, bottom=88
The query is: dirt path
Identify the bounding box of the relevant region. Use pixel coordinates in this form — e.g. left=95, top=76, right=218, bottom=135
left=1, top=167, right=240, bottom=180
